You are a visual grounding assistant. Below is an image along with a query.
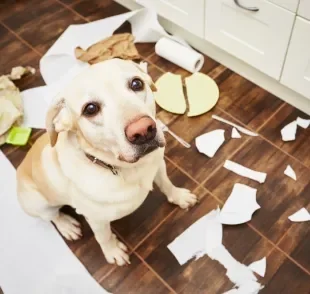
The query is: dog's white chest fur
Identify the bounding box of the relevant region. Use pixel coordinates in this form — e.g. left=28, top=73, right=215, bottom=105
left=46, top=140, right=164, bottom=222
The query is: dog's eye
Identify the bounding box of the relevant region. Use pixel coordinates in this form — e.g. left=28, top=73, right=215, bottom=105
left=130, top=78, right=144, bottom=92
left=82, top=102, right=100, bottom=117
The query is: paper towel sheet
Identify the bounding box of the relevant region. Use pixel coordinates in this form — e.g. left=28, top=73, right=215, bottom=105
left=0, top=151, right=109, bottom=294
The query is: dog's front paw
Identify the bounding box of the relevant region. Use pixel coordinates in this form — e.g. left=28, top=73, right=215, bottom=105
left=167, top=188, right=198, bottom=209
left=102, top=234, right=130, bottom=266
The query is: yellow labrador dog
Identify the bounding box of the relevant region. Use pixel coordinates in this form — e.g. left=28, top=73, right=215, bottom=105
left=17, top=59, right=197, bottom=266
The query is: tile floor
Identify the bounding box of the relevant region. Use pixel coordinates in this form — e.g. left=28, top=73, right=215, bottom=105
left=1, top=1, right=310, bottom=293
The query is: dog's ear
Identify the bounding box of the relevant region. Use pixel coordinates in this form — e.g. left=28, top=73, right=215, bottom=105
left=135, top=61, right=157, bottom=92
left=46, top=97, right=73, bottom=147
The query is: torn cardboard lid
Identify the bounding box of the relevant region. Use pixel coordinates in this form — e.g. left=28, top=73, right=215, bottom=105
left=75, top=33, right=140, bottom=64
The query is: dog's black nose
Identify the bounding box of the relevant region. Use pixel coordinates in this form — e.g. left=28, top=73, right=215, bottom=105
left=125, top=116, right=157, bottom=145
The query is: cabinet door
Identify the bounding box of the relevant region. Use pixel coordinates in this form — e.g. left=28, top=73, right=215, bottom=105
left=205, top=0, right=295, bottom=79
left=281, top=17, right=310, bottom=99
left=136, top=0, right=205, bottom=38
left=298, top=0, right=310, bottom=20
left=267, top=0, right=299, bottom=12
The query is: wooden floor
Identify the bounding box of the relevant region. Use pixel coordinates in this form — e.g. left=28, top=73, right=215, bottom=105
left=1, top=1, right=310, bottom=293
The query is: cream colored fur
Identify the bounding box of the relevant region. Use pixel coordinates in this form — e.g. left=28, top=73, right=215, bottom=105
left=17, top=59, right=197, bottom=266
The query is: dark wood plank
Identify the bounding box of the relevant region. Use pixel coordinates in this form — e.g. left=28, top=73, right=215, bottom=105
left=100, top=254, right=171, bottom=294
left=217, top=73, right=284, bottom=130
left=260, top=103, right=310, bottom=168
left=261, top=254, right=310, bottom=294
left=164, top=109, right=250, bottom=183
left=204, top=137, right=310, bottom=244
left=136, top=188, right=276, bottom=293
left=112, top=161, right=198, bottom=248
left=2, top=0, right=84, bottom=54
left=278, top=200, right=310, bottom=272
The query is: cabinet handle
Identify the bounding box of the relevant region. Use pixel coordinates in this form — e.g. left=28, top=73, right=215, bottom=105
left=233, top=0, right=259, bottom=11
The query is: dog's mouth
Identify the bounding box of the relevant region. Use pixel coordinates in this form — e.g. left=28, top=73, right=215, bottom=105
left=119, top=138, right=166, bottom=163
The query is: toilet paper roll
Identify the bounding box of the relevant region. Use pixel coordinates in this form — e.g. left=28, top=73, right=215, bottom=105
left=155, top=37, right=204, bottom=73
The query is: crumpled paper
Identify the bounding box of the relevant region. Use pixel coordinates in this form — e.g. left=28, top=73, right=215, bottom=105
left=75, top=33, right=140, bottom=64
left=0, top=66, right=35, bottom=145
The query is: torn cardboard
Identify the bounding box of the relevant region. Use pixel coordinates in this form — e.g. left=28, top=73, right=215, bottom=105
left=75, top=33, right=140, bottom=64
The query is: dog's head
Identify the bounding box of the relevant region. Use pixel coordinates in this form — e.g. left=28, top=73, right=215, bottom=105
left=46, top=59, right=166, bottom=164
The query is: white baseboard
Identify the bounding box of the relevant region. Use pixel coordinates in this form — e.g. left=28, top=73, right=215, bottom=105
left=115, top=0, right=310, bottom=115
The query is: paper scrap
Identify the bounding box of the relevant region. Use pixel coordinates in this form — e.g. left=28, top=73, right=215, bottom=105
left=288, top=208, right=310, bottom=222
left=212, top=115, right=258, bottom=137
left=248, top=257, right=266, bottom=277
left=296, top=117, right=310, bottom=129
left=75, top=33, right=140, bottom=64
left=154, top=72, right=186, bottom=114
left=185, top=73, right=219, bottom=116
left=224, top=160, right=267, bottom=184
left=167, top=208, right=222, bottom=265
left=281, top=120, right=297, bottom=142
left=284, top=165, right=297, bottom=181
left=0, top=151, right=110, bottom=294
left=224, top=281, right=263, bottom=294
left=168, top=207, right=264, bottom=292
left=232, top=128, right=242, bottom=139
left=195, top=130, right=225, bottom=158
left=219, top=183, right=260, bottom=225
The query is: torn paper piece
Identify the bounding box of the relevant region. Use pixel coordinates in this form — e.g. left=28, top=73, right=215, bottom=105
left=296, top=117, right=310, bottom=129
left=281, top=120, right=297, bottom=142
left=232, top=128, right=242, bottom=139
left=288, top=208, right=310, bottom=222
left=224, top=160, right=267, bottom=184
left=185, top=73, right=219, bottom=116
left=219, top=183, right=260, bottom=225
left=7, top=66, right=35, bottom=80
left=75, top=33, right=140, bottom=64
left=248, top=257, right=266, bottom=277
left=154, top=72, right=186, bottom=114
left=0, top=152, right=110, bottom=294
left=167, top=208, right=222, bottom=265
left=195, top=130, right=225, bottom=158
left=284, top=165, right=297, bottom=181
left=209, top=245, right=258, bottom=287
left=212, top=115, right=258, bottom=137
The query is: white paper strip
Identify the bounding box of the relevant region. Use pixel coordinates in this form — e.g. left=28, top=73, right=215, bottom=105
left=195, top=130, right=225, bottom=158
left=219, top=184, right=260, bottom=225
left=212, top=115, right=258, bottom=137
left=248, top=257, right=267, bottom=277
left=281, top=121, right=297, bottom=142
left=224, top=160, right=267, bottom=184
left=284, top=165, right=297, bottom=181
left=288, top=208, right=310, bottom=222
left=0, top=151, right=109, bottom=294
left=296, top=117, right=310, bottom=129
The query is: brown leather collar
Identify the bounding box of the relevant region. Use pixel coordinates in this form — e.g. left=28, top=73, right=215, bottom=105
left=85, top=153, right=118, bottom=175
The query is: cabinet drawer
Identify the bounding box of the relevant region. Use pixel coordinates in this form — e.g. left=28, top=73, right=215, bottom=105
left=281, top=17, right=310, bottom=99
left=136, top=0, right=204, bottom=38
left=298, top=0, right=310, bottom=20
left=205, top=0, right=295, bottom=79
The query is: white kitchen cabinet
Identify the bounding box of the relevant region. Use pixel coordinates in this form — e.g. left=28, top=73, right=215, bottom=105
left=205, top=0, right=295, bottom=79
left=136, top=0, right=205, bottom=38
left=267, top=0, right=299, bottom=12
left=281, top=17, right=310, bottom=99
left=298, top=0, right=310, bottom=20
